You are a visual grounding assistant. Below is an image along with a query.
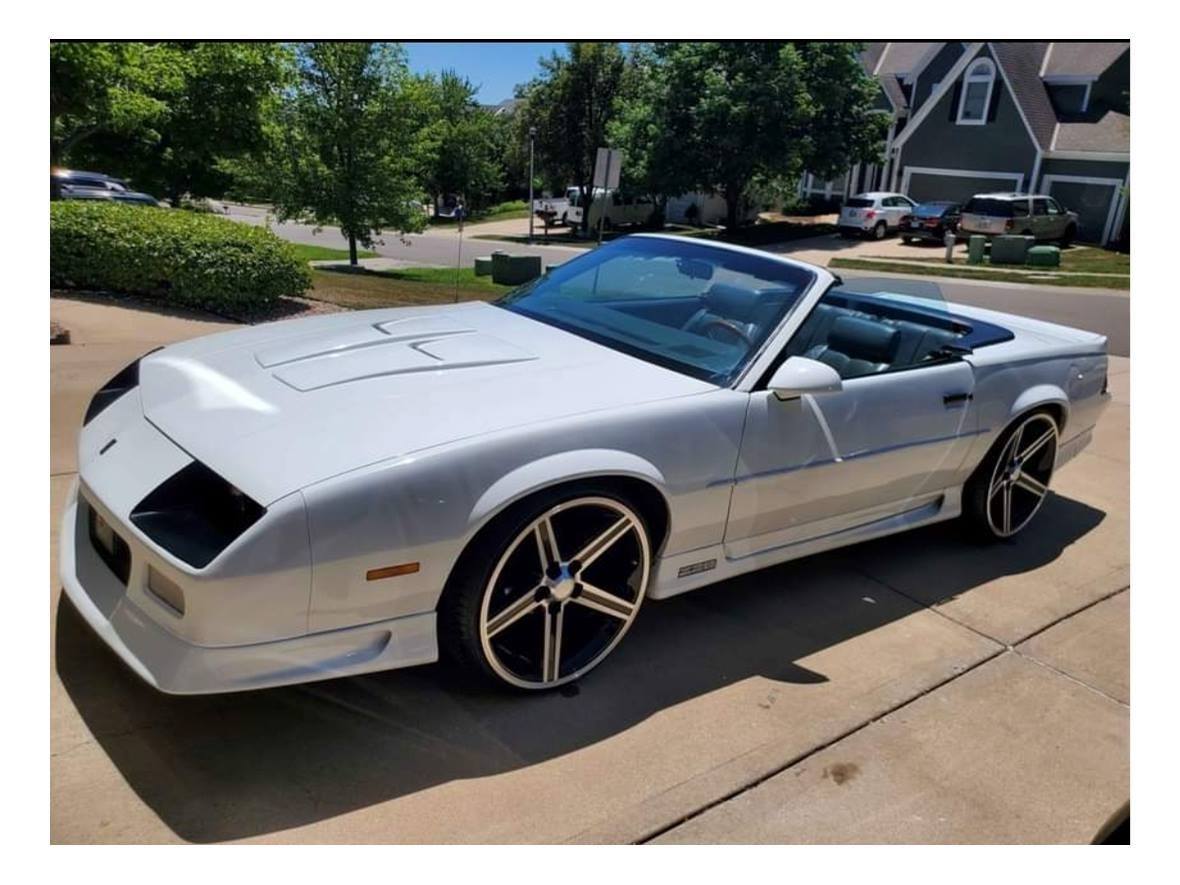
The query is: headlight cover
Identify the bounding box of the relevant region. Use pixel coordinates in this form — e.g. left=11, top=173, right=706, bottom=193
left=83, top=347, right=161, bottom=425
left=130, top=462, right=266, bottom=569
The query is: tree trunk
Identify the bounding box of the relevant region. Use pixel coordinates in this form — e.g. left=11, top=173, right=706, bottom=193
left=349, top=233, right=358, bottom=267
left=725, top=187, right=741, bottom=230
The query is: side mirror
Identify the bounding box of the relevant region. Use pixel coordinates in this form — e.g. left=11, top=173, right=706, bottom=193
left=767, top=356, right=843, bottom=401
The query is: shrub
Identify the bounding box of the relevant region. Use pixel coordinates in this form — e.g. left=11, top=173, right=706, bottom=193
left=51, top=201, right=311, bottom=313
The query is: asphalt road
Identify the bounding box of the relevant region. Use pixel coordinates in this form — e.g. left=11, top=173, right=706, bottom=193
left=227, top=206, right=1129, bottom=357
left=225, top=205, right=583, bottom=269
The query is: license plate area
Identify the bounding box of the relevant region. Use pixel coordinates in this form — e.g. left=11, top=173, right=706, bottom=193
left=87, top=500, right=131, bottom=585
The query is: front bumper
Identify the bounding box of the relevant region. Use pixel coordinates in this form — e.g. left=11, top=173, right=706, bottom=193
left=58, top=479, right=438, bottom=694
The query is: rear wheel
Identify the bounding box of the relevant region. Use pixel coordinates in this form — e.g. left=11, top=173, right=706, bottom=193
left=872, top=221, right=887, bottom=240
left=439, top=486, right=651, bottom=690
left=963, top=411, right=1058, bottom=540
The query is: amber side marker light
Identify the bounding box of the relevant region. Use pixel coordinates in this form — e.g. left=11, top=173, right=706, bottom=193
left=366, top=562, right=421, bottom=581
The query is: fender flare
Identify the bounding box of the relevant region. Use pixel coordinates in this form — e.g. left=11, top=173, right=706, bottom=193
left=1010, top=384, right=1070, bottom=429
left=468, top=449, right=667, bottom=531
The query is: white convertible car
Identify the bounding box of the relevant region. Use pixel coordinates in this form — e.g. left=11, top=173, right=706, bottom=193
left=60, top=235, right=1110, bottom=693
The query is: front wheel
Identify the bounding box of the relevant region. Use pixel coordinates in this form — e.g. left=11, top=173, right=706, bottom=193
left=1060, top=225, right=1076, bottom=248
left=439, top=488, right=652, bottom=690
left=963, top=411, right=1058, bottom=540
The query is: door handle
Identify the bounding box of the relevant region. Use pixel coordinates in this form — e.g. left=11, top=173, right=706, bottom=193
left=943, top=392, right=973, bottom=406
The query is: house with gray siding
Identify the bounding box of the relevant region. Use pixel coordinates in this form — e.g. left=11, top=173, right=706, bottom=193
left=805, top=41, right=1129, bottom=245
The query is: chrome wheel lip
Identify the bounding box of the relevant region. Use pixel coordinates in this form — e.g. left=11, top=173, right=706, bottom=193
left=478, top=496, right=650, bottom=690
left=985, top=414, right=1058, bottom=538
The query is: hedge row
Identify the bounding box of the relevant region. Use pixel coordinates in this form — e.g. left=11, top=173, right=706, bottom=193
left=50, top=202, right=311, bottom=313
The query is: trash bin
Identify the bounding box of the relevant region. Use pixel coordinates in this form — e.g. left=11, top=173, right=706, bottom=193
left=990, top=235, right=1035, bottom=266
left=473, top=256, right=493, bottom=276
left=967, top=235, right=987, bottom=265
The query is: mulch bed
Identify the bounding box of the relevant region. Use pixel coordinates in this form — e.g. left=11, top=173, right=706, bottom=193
left=50, top=289, right=345, bottom=325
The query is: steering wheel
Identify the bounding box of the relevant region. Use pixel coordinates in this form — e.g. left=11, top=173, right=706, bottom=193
left=697, top=317, right=753, bottom=346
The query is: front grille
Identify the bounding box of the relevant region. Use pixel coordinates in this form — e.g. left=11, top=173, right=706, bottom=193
left=87, top=500, right=131, bottom=585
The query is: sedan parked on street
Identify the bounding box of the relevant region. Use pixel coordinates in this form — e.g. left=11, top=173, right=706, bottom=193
left=960, top=193, right=1078, bottom=246
left=838, top=192, right=917, bottom=240
left=900, top=201, right=962, bottom=244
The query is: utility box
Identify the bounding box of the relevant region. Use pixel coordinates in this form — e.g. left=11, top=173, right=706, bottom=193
left=991, top=235, right=1035, bottom=266
left=473, top=256, right=493, bottom=276
left=967, top=235, right=987, bottom=265
left=491, top=252, right=543, bottom=286
left=1026, top=245, right=1061, bottom=268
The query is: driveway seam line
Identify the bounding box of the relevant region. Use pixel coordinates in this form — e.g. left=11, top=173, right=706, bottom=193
left=632, top=645, right=1007, bottom=845
left=1012, top=648, right=1129, bottom=709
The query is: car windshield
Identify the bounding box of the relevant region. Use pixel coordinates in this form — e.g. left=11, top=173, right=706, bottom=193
left=915, top=202, right=955, bottom=216
left=497, top=236, right=816, bottom=385
left=964, top=198, right=1014, bottom=217
left=845, top=197, right=874, bottom=208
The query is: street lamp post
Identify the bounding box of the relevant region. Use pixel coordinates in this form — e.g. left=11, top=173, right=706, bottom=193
left=527, top=126, right=537, bottom=245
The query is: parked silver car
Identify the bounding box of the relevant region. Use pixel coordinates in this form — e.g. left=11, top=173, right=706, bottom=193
left=960, top=193, right=1078, bottom=246
left=838, top=192, right=917, bottom=240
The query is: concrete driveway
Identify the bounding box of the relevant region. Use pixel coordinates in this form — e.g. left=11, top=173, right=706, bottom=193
left=50, top=296, right=1129, bottom=844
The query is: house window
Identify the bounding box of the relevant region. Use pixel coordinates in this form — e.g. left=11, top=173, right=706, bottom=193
left=956, top=59, right=996, bottom=125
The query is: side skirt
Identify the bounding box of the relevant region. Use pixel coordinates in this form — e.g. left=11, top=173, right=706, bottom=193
left=647, top=488, right=962, bottom=601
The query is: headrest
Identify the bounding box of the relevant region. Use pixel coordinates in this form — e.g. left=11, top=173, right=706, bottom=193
left=704, top=283, right=761, bottom=322
left=829, top=316, right=899, bottom=363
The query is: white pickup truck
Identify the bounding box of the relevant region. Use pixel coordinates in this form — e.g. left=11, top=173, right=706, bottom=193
left=533, top=187, right=581, bottom=227
left=567, top=188, right=657, bottom=231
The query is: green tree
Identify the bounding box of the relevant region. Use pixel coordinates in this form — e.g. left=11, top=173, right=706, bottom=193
left=516, top=42, right=628, bottom=233
left=417, top=71, right=504, bottom=214
left=618, top=42, right=887, bottom=228
left=51, top=42, right=292, bottom=204
left=271, top=42, right=428, bottom=266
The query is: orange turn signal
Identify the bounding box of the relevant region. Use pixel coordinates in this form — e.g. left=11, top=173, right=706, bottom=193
left=366, top=562, right=421, bottom=581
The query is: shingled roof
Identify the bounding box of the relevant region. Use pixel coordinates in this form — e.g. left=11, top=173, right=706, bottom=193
left=1053, top=110, right=1130, bottom=153
left=988, top=42, right=1058, bottom=151
left=1042, top=42, right=1129, bottom=78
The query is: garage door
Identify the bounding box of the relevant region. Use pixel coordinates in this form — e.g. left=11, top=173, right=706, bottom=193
left=1043, top=177, right=1120, bottom=245
left=902, top=170, right=1023, bottom=204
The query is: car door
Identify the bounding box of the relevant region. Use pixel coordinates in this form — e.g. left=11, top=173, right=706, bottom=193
left=1043, top=196, right=1067, bottom=239
left=724, top=292, right=979, bottom=558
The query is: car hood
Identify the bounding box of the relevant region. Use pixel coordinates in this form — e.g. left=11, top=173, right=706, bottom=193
left=138, top=301, right=714, bottom=504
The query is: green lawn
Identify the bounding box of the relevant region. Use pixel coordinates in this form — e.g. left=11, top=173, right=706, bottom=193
left=861, top=245, right=1129, bottom=276
left=288, top=243, right=377, bottom=263
left=828, top=257, right=1129, bottom=290
left=308, top=265, right=513, bottom=310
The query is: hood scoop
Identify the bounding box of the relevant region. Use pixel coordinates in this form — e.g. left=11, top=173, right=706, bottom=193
left=256, top=314, right=537, bottom=392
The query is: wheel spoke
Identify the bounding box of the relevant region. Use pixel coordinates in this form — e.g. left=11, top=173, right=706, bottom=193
left=988, top=475, right=1007, bottom=501
left=1019, top=427, right=1056, bottom=462
left=486, top=590, right=540, bottom=638
left=573, top=582, right=635, bottom=620
left=1015, top=473, right=1048, bottom=498
left=1002, top=485, right=1013, bottom=535
left=534, top=518, right=561, bottom=570
left=574, top=516, right=634, bottom=570
left=541, top=605, right=563, bottom=683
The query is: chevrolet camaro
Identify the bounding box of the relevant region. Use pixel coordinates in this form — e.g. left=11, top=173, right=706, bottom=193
left=60, top=235, right=1110, bottom=693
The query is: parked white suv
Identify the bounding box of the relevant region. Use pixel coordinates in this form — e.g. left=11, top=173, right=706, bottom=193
left=838, top=192, right=917, bottom=240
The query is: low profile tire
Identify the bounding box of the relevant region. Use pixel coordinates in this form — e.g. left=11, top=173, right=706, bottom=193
left=438, top=484, right=652, bottom=690
left=1060, top=225, right=1076, bottom=248
left=872, top=221, right=886, bottom=240
left=963, top=411, right=1059, bottom=541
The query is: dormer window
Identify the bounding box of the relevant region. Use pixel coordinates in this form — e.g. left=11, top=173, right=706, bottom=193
left=956, top=58, right=995, bottom=125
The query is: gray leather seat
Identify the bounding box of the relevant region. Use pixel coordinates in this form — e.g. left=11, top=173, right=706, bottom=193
left=805, top=315, right=899, bottom=378
left=683, top=283, right=796, bottom=342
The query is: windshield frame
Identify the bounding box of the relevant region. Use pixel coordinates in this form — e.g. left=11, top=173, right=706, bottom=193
left=495, top=235, right=819, bottom=388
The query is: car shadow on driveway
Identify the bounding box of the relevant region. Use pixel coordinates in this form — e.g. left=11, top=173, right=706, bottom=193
left=55, top=492, right=1105, bottom=843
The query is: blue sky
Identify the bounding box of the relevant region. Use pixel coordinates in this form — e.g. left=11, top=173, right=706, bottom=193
left=404, top=42, right=567, bottom=105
